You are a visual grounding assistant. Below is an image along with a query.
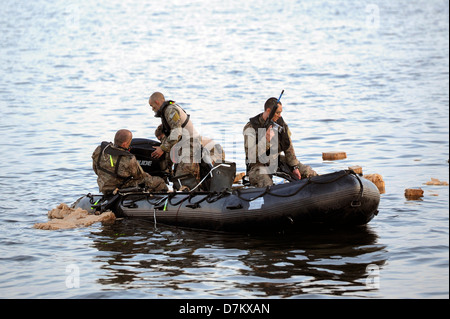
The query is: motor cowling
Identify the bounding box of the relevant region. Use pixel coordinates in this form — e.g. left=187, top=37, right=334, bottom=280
left=129, top=138, right=165, bottom=177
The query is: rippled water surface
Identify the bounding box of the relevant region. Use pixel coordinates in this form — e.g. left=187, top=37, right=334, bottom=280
left=0, top=0, right=448, bottom=299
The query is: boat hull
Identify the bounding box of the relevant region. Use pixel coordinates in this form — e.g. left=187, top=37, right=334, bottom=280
left=73, top=170, right=380, bottom=233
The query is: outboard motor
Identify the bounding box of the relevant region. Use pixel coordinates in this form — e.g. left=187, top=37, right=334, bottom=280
left=130, top=138, right=165, bottom=177
left=130, top=138, right=236, bottom=192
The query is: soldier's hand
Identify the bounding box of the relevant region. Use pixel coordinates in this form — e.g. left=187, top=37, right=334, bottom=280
left=293, top=168, right=301, bottom=180
left=266, top=125, right=275, bottom=142
left=151, top=146, right=164, bottom=159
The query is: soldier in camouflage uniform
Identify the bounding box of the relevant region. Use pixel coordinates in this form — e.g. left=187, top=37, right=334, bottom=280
left=155, top=124, right=225, bottom=167
left=243, top=97, right=317, bottom=188
left=200, top=135, right=225, bottom=165
left=149, top=92, right=202, bottom=190
left=154, top=124, right=173, bottom=176
left=92, top=129, right=168, bottom=195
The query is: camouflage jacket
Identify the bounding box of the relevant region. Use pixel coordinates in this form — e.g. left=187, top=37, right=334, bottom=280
left=243, top=113, right=299, bottom=172
left=157, top=101, right=200, bottom=154
left=92, top=142, right=146, bottom=194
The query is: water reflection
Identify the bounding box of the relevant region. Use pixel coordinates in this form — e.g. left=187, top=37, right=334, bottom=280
left=89, top=220, right=387, bottom=297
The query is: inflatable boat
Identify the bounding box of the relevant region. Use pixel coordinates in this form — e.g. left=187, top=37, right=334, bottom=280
left=72, top=139, right=380, bottom=233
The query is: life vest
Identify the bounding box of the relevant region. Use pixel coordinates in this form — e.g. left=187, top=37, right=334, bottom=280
left=248, top=113, right=291, bottom=153
left=95, top=142, right=134, bottom=180
left=156, top=100, right=191, bottom=136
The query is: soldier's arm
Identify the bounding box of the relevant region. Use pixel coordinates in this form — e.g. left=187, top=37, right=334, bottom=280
left=92, top=146, right=100, bottom=174
left=284, top=126, right=300, bottom=167
left=116, top=156, right=145, bottom=182
left=131, top=157, right=146, bottom=179
left=160, top=108, right=183, bottom=152
left=243, top=124, right=257, bottom=165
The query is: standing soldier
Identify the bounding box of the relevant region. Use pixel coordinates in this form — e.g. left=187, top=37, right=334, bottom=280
left=154, top=124, right=173, bottom=177
left=148, top=92, right=201, bottom=190
left=243, top=97, right=317, bottom=188
left=92, top=129, right=168, bottom=195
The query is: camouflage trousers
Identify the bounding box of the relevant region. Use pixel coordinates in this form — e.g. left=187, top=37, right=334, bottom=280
left=170, top=139, right=202, bottom=190
left=139, top=173, right=168, bottom=192
left=175, top=162, right=200, bottom=179
left=172, top=162, right=201, bottom=190
left=248, top=159, right=318, bottom=188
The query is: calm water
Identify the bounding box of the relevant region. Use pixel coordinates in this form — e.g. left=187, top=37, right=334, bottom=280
left=0, top=0, right=448, bottom=299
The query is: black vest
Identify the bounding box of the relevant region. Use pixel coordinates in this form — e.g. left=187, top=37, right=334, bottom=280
left=96, top=142, right=133, bottom=180
left=156, top=101, right=190, bottom=136
left=248, top=113, right=291, bottom=153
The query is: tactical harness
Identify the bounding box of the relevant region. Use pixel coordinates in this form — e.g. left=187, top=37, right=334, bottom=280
left=157, top=101, right=191, bottom=137
left=246, top=114, right=292, bottom=175
left=96, top=142, right=134, bottom=181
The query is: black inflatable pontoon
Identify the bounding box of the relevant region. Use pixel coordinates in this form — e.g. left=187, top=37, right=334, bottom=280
left=73, top=139, right=380, bottom=233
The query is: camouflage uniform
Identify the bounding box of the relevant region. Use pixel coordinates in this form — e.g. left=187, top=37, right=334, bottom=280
left=156, top=122, right=225, bottom=190
left=155, top=125, right=173, bottom=176
left=156, top=101, right=201, bottom=188
left=201, top=136, right=225, bottom=165
left=243, top=113, right=317, bottom=188
left=92, top=142, right=168, bottom=195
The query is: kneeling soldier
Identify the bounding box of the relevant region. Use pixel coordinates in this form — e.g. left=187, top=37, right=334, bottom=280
left=92, top=129, right=168, bottom=195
